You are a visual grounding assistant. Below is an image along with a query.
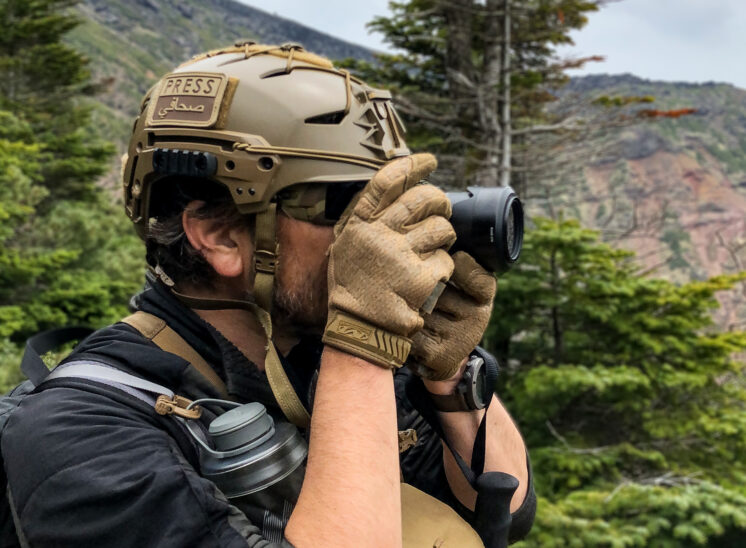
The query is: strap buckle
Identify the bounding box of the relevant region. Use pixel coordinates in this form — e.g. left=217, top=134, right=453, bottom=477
left=155, top=395, right=202, bottom=419
left=398, top=428, right=418, bottom=453
left=254, top=249, right=277, bottom=274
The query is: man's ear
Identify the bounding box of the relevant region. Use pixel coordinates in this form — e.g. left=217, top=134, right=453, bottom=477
left=182, top=201, right=246, bottom=278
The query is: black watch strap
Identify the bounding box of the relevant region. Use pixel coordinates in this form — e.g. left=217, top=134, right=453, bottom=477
left=428, top=390, right=473, bottom=412
left=428, top=354, right=487, bottom=412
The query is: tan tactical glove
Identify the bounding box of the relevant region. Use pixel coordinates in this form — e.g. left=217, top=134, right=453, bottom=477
left=410, top=251, right=497, bottom=380
left=323, top=154, right=456, bottom=369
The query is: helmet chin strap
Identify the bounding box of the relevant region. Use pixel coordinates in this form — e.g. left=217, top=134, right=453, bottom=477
left=252, top=203, right=278, bottom=313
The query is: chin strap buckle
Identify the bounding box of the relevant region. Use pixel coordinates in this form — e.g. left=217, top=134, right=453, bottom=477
left=155, top=394, right=203, bottom=420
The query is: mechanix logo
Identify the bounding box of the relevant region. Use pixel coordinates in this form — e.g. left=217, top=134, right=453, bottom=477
left=337, top=320, right=372, bottom=342
left=147, top=72, right=229, bottom=128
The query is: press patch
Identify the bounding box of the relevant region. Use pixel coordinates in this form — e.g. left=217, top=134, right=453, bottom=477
left=147, top=72, right=229, bottom=127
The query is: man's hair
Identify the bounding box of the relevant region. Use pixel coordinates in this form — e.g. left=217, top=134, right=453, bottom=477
left=145, top=177, right=251, bottom=287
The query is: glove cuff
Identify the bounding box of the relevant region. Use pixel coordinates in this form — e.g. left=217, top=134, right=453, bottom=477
left=322, top=309, right=411, bottom=369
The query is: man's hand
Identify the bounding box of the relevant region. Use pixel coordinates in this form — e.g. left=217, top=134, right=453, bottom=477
left=323, top=153, right=456, bottom=370
left=410, top=251, right=496, bottom=381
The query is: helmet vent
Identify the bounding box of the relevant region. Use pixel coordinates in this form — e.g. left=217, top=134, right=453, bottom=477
left=305, top=111, right=346, bottom=125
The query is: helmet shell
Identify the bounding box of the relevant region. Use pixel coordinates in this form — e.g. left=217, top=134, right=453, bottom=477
left=122, top=43, right=410, bottom=239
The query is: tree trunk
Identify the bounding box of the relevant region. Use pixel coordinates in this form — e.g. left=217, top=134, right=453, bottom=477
left=476, top=0, right=504, bottom=187
left=499, top=0, right=512, bottom=187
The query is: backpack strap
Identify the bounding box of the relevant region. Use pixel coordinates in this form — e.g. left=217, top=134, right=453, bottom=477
left=46, top=361, right=175, bottom=403
left=20, top=327, right=95, bottom=387
left=121, top=311, right=229, bottom=399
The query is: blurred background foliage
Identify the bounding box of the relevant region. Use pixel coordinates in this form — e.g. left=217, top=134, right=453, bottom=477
left=0, top=0, right=143, bottom=388
left=0, top=0, right=744, bottom=546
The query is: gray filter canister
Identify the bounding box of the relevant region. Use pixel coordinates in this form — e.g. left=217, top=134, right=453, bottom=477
left=189, top=401, right=307, bottom=505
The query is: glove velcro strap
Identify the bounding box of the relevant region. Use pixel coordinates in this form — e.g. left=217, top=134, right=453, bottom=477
left=322, top=310, right=411, bottom=369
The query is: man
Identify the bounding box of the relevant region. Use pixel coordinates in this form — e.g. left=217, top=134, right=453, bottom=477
left=2, top=43, right=535, bottom=547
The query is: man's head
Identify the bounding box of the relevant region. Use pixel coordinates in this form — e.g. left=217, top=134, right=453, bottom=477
left=123, top=42, right=410, bottom=324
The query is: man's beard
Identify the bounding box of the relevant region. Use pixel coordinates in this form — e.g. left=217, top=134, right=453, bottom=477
left=272, top=261, right=329, bottom=332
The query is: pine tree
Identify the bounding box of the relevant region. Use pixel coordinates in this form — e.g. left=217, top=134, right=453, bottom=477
left=0, top=0, right=113, bottom=202
left=488, top=218, right=746, bottom=546
left=0, top=1, right=143, bottom=390
left=341, top=0, right=602, bottom=191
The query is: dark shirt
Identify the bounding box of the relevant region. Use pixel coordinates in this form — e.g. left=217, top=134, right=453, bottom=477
left=2, top=279, right=534, bottom=546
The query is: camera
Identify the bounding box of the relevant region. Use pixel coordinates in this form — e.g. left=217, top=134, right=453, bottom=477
left=446, top=186, right=524, bottom=274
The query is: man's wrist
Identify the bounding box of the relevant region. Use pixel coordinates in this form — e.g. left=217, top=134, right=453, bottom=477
left=424, top=353, right=495, bottom=412
left=422, top=357, right=468, bottom=396
left=322, top=309, right=411, bottom=370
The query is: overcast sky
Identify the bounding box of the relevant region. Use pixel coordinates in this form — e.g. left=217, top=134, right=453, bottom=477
left=239, top=0, right=746, bottom=89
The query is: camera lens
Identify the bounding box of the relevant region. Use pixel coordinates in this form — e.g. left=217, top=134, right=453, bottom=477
left=506, top=206, right=515, bottom=253
left=446, top=186, right=524, bottom=274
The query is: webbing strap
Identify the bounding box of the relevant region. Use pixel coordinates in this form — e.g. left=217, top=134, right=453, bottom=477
left=21, top=326, right=94, bottom=386
left=251, top=305, right=311, bottom=429
left=253, top=204, right=278, bottom=313
left=167, top=291, right=311, bottom=429
left=121, top=311, right=229, bottom=398
left=46, top=361, right=174, bottom=402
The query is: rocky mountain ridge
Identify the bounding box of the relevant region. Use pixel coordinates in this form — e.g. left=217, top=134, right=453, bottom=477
left=551, top=74, right=746, bottom=327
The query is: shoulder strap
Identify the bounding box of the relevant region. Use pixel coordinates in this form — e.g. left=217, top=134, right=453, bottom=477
left=46, top=361, right=174, bottom=402
left=121, top=311, right=229, bottom=398
left=20, top=327, right=94, bottom=386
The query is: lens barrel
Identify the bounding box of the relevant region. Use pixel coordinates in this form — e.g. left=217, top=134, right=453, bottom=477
left=446, top=186, right=524, bottom=274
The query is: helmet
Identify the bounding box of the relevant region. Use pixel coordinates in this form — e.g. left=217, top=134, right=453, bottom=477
left=123, top=42, right=409, bottom=238
left=122, top=42, right=410, bottom=309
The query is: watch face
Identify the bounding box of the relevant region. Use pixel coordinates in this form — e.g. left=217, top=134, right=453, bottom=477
left=475, top=369, right=487, bottom=406
left=465, top=356, right=487, bottom=409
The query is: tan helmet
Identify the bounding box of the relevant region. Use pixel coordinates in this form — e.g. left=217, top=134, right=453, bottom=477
left=122, top=42, right=410, bottom=309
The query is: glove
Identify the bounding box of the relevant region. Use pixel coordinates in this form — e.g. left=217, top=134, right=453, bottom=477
left=323, top=153, right=456, bottom=369
left=409, top=251, right=496, bottom=380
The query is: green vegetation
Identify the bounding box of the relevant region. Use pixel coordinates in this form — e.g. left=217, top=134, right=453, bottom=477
left=487, top=218, right=746, bottom=546
left=0, top=0, right=142, bottom=390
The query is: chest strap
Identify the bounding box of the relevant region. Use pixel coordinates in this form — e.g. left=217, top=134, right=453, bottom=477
left=121, top=311, right=230, bottom=399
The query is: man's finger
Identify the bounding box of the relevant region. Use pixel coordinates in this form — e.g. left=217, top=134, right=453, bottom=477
left=405, top=216, right=456, bottom=254
left=378, top=184, right=452, bottom=231
left=431, top=287, right=470, bottom=318
left=421, top=248, right=455, bottom=287
left=450, top=251, right=497, bottom=304
left=353, top=153, right=437, bottom=222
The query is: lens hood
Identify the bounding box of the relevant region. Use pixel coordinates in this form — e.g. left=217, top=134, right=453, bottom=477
left=446, top=186, right=524, bottom=274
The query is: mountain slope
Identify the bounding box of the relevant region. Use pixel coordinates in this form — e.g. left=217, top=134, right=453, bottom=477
left=546, top=75, right=746, bottom=327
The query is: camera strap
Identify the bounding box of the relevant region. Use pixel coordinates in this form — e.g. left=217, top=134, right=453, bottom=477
left=405, top=374, right=489, bottom=487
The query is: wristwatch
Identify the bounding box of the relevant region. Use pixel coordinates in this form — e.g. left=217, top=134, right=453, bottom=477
left=427, top=348, right=499, bottom=412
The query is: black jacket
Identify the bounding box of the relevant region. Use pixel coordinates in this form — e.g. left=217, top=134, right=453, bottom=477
left=2, top=280, right=535, bottom=547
